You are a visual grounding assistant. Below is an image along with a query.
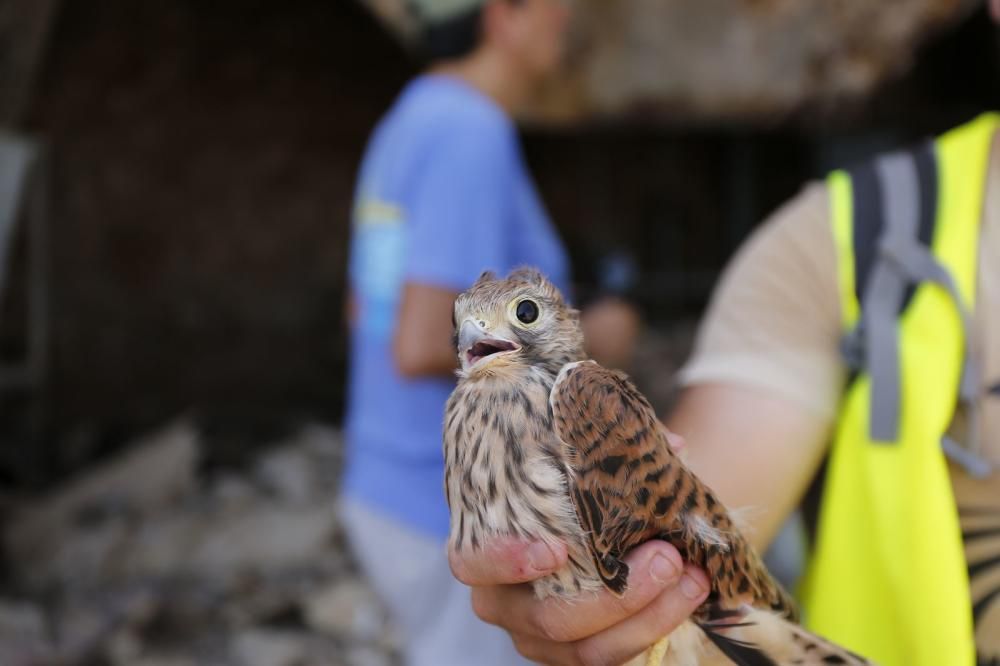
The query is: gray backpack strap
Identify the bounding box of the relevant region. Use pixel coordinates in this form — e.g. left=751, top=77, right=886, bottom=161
left=842, top=141, right=990, bottom=476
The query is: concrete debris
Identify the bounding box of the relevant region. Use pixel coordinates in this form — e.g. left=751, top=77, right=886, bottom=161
left=0, top=599, right=54, bottom=665
left=303, top=580, right=385, bottom=643
left=254, top=445, right=318, bottom=505
left=345, top=645, right=396, bottom=666
left=254, top=423, right=343, bottom=505
left=189, top=505, right=338, bottom=578
left=231, top=629, right=309, bottom=666
left=106, top=628, right=144, bottom=665
left=4, top=419, right=200, bottom=588
left=0, top=599, right=46, bottom=639
left=127, top=659, right=200, bottom=666
left=211, top=473, right=259, bottom=510
left=0, top=421, right=398, bottom=665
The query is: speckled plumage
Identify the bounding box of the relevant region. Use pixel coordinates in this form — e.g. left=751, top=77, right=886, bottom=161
left=444, top=268, right=599, bottom=599
left=443, top=268, right=873, bottom=666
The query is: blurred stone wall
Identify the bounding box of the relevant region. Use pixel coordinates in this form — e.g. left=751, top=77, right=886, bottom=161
left=363, top=0, right=980, bottom=122
left=546, top=0, right=980, bottom=121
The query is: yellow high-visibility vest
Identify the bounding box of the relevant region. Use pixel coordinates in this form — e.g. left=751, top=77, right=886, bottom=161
left=800, top=113, right=998, bottom=666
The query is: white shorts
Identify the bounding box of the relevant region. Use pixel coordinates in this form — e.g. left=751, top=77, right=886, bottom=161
left=338, top=497, right=533, bottom=666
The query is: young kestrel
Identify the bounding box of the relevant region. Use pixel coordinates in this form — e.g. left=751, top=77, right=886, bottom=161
left=443, top=268, right=872, bottom=666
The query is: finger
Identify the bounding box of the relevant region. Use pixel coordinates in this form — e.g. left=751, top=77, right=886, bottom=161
left=573, top=564, right=710, bottom=666
left=449, top=537, right=568, bottom=585
left=472, top=541, right=685, bottom=643
left=508, top=564, right=709, bottom=666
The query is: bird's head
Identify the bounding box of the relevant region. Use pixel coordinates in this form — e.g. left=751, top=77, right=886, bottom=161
left=453, top=267, right=585, bottom=378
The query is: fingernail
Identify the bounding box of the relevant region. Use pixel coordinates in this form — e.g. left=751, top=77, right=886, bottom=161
left=649, top=553, right=679, bottom=584
left=527, top=542, right=558, bottom=571
left=680, top=573, right=707, bottom=600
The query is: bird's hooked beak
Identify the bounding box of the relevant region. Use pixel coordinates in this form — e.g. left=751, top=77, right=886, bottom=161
left=458, top=318, right=520, bottom=370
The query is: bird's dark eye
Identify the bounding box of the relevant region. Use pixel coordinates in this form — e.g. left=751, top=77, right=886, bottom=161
left=515, top=300, right=539, bottom=324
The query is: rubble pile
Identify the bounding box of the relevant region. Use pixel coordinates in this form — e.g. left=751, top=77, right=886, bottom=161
left=0, top=324, right=697, bottom=665
left=0, top=421, right=398, bottom=666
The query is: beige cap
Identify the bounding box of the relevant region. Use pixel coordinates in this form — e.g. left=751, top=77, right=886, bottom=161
left=410, top=0, right=488, bottom=24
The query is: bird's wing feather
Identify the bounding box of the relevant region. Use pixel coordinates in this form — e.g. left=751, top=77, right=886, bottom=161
left=550, top=360, right=791, bottom=614
left=550, top=361, right=876, bottom=666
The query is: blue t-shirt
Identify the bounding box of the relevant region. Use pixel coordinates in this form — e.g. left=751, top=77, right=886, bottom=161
left=342, top=75, right=571, bottom=539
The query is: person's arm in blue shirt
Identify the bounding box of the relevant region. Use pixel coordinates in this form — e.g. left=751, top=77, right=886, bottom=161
left=393, top=125, right=510, bottom=378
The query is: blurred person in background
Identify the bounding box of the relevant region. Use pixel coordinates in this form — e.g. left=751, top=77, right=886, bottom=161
left=448, top=3, right=1000, bottom=664
left=339, top=0, right=640, bottom=664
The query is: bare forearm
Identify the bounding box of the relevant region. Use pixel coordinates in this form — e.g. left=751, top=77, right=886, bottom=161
left=393, top=282, right=460, bottom=379
left=666, top=384, right=832, bottom=551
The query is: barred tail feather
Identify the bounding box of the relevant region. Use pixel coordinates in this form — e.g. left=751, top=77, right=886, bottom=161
left=699, top=624, right=778, bottom=666
left=695, top=606, right=875, bottom=666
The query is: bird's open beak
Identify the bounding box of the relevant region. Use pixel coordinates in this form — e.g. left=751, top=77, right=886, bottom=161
left=458, top=319, right=519, bottom=369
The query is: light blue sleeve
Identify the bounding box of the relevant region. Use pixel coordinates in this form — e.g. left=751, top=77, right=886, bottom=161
left=403, top=124, right=511, bottom=290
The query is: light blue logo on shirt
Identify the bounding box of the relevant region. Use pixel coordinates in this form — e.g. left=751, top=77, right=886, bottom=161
left=353, top=194, right=407, bottom=338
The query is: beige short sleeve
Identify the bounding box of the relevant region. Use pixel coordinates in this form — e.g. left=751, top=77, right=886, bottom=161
left=678, top=182, right=847, bottom=420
